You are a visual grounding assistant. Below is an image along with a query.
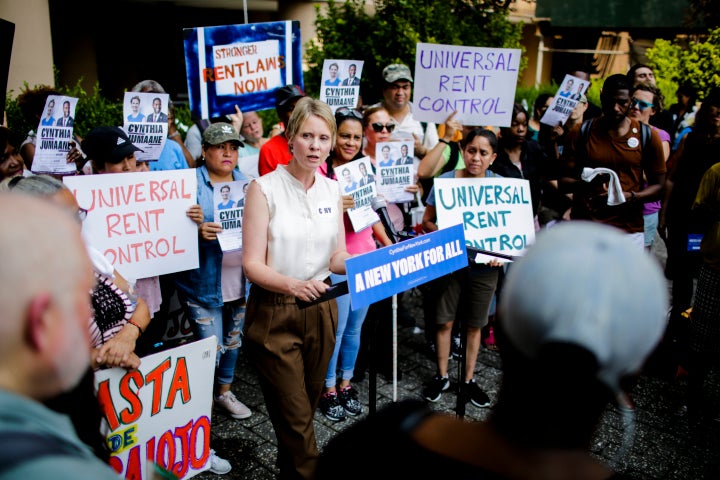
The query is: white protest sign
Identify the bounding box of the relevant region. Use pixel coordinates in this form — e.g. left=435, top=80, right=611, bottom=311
left=540, top=74, right=589, bottom=127
left=63, top=169, right=199, bottom=280
left=123, top=92, right=169, bottom=162
left=434, top=177, right=535, bottom=262
left=32, top=95, right=79, bottom=175
left=413, top=42, right=521, bottom=127
left=319, top=59, right=363, bottom=112
left=213, top=179, right=248, bottom=251
left=96, top=336, right=216, bottom=479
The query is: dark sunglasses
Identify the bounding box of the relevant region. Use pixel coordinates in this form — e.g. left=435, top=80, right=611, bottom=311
left=371, top=122, right=396, bottom=133
left=631, top=98, right=654, bottom=111
left=335, top=107, right=363, bottom=121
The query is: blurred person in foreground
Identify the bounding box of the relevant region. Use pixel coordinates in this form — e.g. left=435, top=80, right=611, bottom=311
left=318, top=221, right=668, bottom=480
left=0, top=193, right=120, bottom=479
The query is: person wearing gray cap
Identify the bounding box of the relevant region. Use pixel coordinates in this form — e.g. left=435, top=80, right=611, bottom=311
left=374, top=63, right=438, bottom=161
left=173, top=122, right=251, bottom=475
left=318, top=221, right=668, bottom=480
left=258, top=84, right=306, bottom=176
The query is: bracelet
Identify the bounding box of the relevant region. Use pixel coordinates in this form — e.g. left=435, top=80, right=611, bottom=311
left=127, top=319, right=144, bottom=335
left=438, top=139, right=450, bottom=145
left=168, top=132, right=180, bottom=139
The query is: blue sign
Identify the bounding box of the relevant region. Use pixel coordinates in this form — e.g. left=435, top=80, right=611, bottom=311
left=183, top=21, right=303, bottom=119
left=346, top=224, right=468, bottom=310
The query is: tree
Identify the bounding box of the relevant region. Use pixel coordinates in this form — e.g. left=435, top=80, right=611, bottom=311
left=647, top=27, right=720, bottom=102
left=304, top=0, right=524, bottom=106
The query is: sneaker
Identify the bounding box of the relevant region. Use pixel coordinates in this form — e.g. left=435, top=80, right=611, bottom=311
left=451, top=333, right=462, bottom=360
left=338, top=385, right=363, bottom=416
left=209, top=449, right=232, bottom=474
left=215, top=391, right=252, bottom=420
left=319, top=392, right=346, bottom=422
left=464, top=379, right=491, bottom=408
left=423, top=374, right=450, bottom=402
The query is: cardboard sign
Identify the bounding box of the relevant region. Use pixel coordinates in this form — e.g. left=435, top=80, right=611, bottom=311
left=95, top=336, right=217, bottom=479
left=184, top=21, right=303, bottom=119
left=346, top=224, right=468, bottom=309
left=412, top=42, right=521, bottom=127
left=63, top=170, right=199, bottom=280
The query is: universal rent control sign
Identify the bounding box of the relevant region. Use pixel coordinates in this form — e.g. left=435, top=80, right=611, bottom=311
left=346, top=224, right=468, bottom=310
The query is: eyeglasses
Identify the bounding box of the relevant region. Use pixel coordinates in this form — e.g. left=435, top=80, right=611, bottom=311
left=371, top=122, right=396, bottom=133
left=77, top=207, right=88, bottom=222
left=631, top=98, right=654, bottom=111
left=335, top=107, right=363, bottom=121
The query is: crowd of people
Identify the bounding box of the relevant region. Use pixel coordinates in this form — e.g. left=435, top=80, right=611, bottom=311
left=1, top=59, right=718, bottom=480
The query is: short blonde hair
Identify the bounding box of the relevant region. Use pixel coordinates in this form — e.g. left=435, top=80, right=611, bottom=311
left=285, top=97, right=336, bottom=147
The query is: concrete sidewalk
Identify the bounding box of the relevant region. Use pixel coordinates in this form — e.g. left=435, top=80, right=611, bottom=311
left=197, top=286, right=720, bottom=480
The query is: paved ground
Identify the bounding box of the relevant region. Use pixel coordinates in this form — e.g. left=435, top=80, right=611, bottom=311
left=196, top=236, right=720, bottom=480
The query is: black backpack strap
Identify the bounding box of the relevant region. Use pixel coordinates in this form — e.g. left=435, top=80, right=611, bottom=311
left=444, top=141, right=461, bottom=173
left=0, top=431, right=82, bottom=474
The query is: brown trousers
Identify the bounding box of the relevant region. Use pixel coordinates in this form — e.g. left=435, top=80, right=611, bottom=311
left=244, top=284, right=337, bottom=480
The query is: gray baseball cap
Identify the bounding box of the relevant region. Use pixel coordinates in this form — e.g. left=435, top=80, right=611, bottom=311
left=383, top=63, right=413, bottom=84
left=203, top=122, right=244, bottom=146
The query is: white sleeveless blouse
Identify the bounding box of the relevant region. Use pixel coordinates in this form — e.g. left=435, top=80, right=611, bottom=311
left=256, top=165, right=341, bottom=281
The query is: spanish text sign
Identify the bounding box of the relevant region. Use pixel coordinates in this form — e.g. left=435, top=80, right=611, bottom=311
left=412, top=42, right=521, bottom=127
left=95, top=336, right=216, bottom=479
left=63, top=169, right=199, bottom=280
left=184, top=21, right=303, bottom=120
left=346, top=224, right=468, bottom=310
left=434, top=177, right=535, bottom=263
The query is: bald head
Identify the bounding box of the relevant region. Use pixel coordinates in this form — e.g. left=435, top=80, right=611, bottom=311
left=0, top=193, right=93, bottom=399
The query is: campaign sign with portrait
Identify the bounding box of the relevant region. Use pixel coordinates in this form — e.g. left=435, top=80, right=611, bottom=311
left=434, top=177, right=535, bottom=263
left=213, top=179, right=248, bottom=252
left=339, top=157, right=380, bottom=233
left=375, top=141, right=415, bottom=203
left=412, top=42, right=521, bottom=127
left=319, top=59, right=364, bottom=112
left=32, top=95, right=79, bottom=175
left=540, top=74, right=588, bottom=127
left=95, top=336, right=216, bottom=479
left=63, top=169, right=199, bottom=280
left=123, top=92, right=169, bottom=162
left=184, top=21, right=303, bottom=120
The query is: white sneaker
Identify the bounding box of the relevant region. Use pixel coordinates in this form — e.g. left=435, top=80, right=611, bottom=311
left=209, top=449, right=231, bottom=474
left=215, top=390, right=252, bottom=419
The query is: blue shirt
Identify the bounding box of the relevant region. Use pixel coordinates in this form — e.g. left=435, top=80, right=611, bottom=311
left=174, top=165, right=248, bottom=307
left=150, top=140, right=189, bottom=171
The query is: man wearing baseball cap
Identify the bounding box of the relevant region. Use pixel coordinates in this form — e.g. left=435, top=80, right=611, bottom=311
left=375, top=63, right=438, bottom=161
left=81, top=126, right=143, bottom=173
left=258, top=84, right=306, bottom=176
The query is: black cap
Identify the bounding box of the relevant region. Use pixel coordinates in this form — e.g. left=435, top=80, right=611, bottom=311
left=81, top=126, right=143, bottom=164
left=275, top=85, right=305, bottom=108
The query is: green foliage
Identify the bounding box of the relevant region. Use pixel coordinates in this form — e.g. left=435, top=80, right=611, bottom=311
left=305, top=0, right=524, bottom=106
left=6, top=79, right=122, bottom=139
left=515, top=82, right=558, bottom=114
left=647, top=28, right=720, bottom=103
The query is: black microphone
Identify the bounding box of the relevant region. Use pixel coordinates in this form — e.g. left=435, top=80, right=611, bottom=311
left=371, top=196, right=398, bottom=244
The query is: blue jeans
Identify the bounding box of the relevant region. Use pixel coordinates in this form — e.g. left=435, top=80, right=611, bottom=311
left=181, top=297, right=245, bottom=390
left=324, top=274, right=370, bottom=388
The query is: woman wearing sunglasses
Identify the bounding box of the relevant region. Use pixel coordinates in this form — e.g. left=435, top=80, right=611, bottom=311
left=316, top=107, right=393, bottom=422
left=361, top=105, right=419, bottom=233
left=628, top=83, right=671, bottom=252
